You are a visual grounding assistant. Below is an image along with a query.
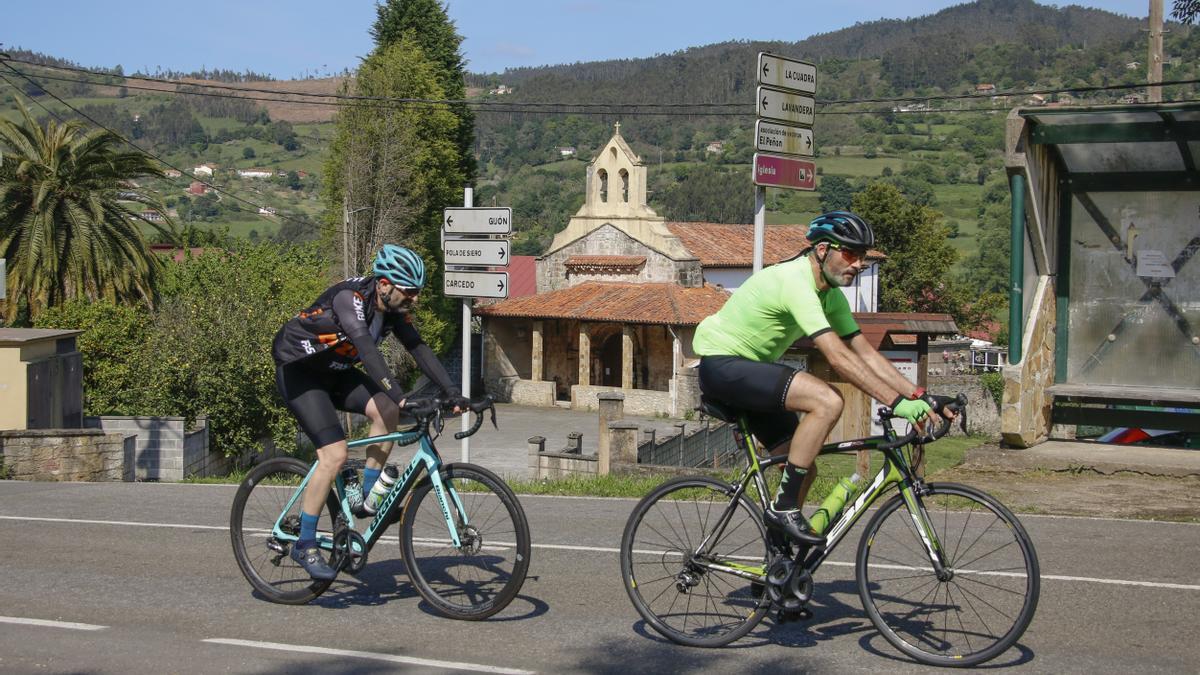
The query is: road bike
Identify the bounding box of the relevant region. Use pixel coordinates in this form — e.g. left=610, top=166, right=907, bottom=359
left=230, top=396, right=531, bottom=620
left=620, top=394, right=1040, bottom=667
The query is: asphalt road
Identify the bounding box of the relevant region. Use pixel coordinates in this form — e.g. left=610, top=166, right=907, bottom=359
left=1, top=480, right=1198, bottom=674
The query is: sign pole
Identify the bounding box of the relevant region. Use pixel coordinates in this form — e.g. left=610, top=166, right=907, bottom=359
left=461, top=187, right=473, bottom=463
left=753, top=185, right=766, bottom=273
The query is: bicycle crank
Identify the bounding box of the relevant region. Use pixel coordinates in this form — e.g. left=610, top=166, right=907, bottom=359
left=765, top=555, right=813, bottom=611
left=331, top=529, right=368, bottom=574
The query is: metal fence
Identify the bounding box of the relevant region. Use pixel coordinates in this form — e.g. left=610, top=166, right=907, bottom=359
left=637, top=419, right=743, bottom=469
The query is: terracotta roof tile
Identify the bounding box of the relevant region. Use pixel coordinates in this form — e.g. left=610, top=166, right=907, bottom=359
left=475, top=282, right=730, bottom=326
left=666, top=222, right=885, bottom=267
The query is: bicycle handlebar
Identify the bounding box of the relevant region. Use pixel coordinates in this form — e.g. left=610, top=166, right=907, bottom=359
left=454, top=395, right=498, bottom=439
left=878, top=392, right=968, bottom=450
left=400, top=395, right=498, bottom=440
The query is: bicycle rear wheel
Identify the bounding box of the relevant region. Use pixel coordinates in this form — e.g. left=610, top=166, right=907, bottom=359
left=229, top=457, right=340, bottom=604
left=856, top=482, right=1040, bottom=667
left=400, top=463, right=530, bottom=620
left=620, top=476, right=771, bottom=648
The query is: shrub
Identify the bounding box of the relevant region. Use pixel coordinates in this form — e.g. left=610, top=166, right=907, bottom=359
left=980, top=371, right=1004, bottom=409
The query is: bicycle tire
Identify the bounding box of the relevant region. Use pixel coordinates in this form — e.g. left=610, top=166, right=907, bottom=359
left=620, top=476, right=771, bottom=648
left=856, top=482, right=1040, bottom=667
left=400, top=463, right=531, bottom=620
left=229, top=457, right=340, bottom=605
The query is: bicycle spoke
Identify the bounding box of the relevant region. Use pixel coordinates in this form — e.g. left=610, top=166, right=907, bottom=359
left=859, top=484, right=1038, bottom=667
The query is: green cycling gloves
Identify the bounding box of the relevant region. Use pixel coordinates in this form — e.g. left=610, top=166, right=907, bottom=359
left=891, top=397, right=933, bottom=425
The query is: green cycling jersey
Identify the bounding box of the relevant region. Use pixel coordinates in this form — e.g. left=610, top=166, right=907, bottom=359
left=693, top=256, right=859, bottom=362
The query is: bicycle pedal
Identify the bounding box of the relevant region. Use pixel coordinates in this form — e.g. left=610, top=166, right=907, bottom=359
left=776, top=606, right=813, bottom=624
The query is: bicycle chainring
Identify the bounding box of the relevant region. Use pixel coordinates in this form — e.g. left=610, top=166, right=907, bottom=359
left=331, top=529, right=368, bottom=574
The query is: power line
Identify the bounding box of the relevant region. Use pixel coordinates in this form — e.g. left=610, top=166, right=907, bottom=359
left=8, top=54, right=1199, bottom=111
left=12, top=65, right=1153, bottom=120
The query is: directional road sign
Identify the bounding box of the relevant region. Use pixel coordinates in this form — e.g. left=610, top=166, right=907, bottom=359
left=444, top=270, right=509, bottom=299
left=757, top=53, right=817, bottom=94
left=754, top=120, right=814, bottom=157
left=443, top=207, right=512, bottom=235
left=753, top=153, right=816, bottom=191
left=443, top=237, right=510, bottom=267
left=756, top=86, right=815, bottom=127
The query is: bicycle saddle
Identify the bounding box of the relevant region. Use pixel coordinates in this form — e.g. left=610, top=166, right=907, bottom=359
left=698, top=396, right=741, bottom=423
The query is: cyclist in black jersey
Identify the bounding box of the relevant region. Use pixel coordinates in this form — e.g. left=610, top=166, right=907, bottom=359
left=273, top=244, right=464, bottom=579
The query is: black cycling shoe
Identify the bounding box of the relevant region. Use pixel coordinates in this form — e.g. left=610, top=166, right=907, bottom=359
left=763, top=508, right=827, bottom=547
left=290, top=544, right=337, bottom=580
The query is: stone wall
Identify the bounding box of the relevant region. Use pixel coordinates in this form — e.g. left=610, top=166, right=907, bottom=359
left=929, top=375, right=1002, bottom=439
left=571, top=384, right=671, bottom=416
left=85, top=416, right=213, bottom=481
left=1001, top=276, right=1056, bottom=447
left=0, top=429, right=134, bottom=481
left=527, top=436, right=599, bottom=479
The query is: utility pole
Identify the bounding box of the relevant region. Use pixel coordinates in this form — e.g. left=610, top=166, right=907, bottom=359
left=1148, top=0, right=1165, bottom=103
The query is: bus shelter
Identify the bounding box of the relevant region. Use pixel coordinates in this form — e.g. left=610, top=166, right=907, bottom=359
left=1002, top=103, right=1199, bottom=447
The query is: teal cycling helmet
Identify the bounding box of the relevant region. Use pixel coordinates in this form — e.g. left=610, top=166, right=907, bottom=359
left=373, top=244, right=426, bottom=288
left=807, top=211, right=876, bottom=250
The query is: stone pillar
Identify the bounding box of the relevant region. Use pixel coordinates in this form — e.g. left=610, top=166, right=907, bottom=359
left=597, top=392, right=625, bottom=474
left=565, top=432, right=583, bottom=454
left=578, top=324, right=591, bottom=386
left=607, top=421, right=641, bottom=473
left=622, top=325, right=634, bottom=389
left=531, top=321, right=544, bottom=382
left=527, top=436, right=545, bottom=478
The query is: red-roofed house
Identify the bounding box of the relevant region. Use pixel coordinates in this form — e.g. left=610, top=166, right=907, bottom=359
left=476, top=124, right=954, bottom=423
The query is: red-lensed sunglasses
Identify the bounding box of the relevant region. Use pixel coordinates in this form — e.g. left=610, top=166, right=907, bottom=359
left=828, top=242, right=868, bottom=263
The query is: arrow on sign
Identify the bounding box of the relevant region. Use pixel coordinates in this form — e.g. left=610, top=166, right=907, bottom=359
left=762, top=62, right=770, bottom=78
left=497, top=279, right=506, bottom=292
left=762, top=95, right=769, bottom=110
left=498, top=248, right=506, bottom=260
left=446, top=215, right=454, bottom=228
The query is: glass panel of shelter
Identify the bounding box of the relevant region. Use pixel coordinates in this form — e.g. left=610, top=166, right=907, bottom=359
left=1066, top=191, right=1200, bottom=390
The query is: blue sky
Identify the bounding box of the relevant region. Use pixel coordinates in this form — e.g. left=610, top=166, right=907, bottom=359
left=3, top=1, right=1152, bottom=78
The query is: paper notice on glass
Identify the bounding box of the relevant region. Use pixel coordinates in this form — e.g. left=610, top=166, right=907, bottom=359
left=1136, top=250, right=1175, bottom=278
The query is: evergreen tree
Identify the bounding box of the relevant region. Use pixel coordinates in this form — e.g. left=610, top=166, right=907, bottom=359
left=323, top=41, right=461, bottom=352
left=371, top=0, right=476, bottom=186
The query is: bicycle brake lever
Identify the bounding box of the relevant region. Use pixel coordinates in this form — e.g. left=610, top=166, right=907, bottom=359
left=488, top=402, right=498, bottom=429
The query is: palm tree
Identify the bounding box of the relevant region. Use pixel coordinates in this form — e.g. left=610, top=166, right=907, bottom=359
left=0, top=102, right=176, bottom=323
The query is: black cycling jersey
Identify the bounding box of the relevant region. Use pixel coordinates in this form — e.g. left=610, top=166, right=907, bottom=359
left=272, top=275, right=456, bottom=404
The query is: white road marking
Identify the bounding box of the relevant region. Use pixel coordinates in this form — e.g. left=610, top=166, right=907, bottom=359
left=4, top=514, right=1199, bottom=592
left=203, top=638, right=535, bottom=674
left=0, top=615, right=106, bottom=631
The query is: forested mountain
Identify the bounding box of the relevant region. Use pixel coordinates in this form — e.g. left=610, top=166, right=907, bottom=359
left=468, top=0, right=1148, bottom=102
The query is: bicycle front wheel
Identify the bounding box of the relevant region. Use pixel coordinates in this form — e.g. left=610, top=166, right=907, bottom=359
left=856, top=482, right=1040, bottom=667
left=620, top=476, right=771, bottom=648
left=229, top=457, right=339, bottom=604
left=400, top=463, right=530, bottom=620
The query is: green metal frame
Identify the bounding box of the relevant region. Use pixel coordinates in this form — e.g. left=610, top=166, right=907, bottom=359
left=1009, top=173, right=1025, bottom=364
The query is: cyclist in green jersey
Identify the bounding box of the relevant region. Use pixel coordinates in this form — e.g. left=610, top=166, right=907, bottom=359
left=692, top=211, right=951, bottom=546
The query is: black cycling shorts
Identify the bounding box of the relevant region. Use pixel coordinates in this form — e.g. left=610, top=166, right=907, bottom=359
left=275, top=361, right=384, bottom=448
left=698, top=355, right=800, bottom=452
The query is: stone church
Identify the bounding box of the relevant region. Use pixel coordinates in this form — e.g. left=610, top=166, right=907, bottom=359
left=475, top=125, right=942, bottom=421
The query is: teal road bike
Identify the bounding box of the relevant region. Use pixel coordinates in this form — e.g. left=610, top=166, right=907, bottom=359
left=620, top=395, right=1040, bottom=666
left=230, top=396, right=531, bottom=620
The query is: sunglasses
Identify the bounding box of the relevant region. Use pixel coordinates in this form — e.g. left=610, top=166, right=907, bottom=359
left=827, top=242, right=868, bottom=263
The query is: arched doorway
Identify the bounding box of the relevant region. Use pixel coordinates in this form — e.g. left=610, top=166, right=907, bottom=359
left=599, top=332, right=623, bottom=387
